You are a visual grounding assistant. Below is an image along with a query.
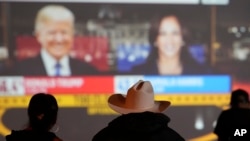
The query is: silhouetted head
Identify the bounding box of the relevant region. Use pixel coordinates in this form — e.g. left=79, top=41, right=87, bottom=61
left=28, top=93, right=58, bottom=131
left=230, top=89, right=250, bottom=108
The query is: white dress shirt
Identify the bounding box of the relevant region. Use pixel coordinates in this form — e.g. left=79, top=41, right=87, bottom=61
left=41, top=49, right=71, bottom=76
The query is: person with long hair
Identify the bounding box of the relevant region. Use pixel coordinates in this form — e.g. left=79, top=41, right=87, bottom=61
left=131, top=14, right=211, bottom=75
left=6, top=93, right=62, bottom=141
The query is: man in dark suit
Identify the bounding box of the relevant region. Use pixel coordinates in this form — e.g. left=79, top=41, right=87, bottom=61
left=11, top=54, right=98, bottom=76
left=9, top=5, right=98, bottom=76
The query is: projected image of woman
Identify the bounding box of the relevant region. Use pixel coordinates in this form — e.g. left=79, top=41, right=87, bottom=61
left=131, top=14, right=211, bottom=75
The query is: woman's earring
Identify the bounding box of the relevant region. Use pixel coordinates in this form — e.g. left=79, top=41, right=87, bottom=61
left=51, top=123, right=60, bottom=133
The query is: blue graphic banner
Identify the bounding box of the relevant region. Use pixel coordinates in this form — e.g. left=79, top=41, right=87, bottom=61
left=115, top=75, right=231, bottom=94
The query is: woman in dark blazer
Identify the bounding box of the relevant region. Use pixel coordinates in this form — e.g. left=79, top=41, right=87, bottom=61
left=131, top=14, right=211, bottom=75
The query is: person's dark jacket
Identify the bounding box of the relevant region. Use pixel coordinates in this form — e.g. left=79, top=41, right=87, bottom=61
left=92, top=111, right=185, bottom=141
left=214, top=108, right=250, bottom=141
left=5, top=130, right=62, bottom=141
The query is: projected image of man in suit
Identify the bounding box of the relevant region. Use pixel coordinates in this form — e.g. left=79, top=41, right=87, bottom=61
left=9, top=5, right=98, bottom=76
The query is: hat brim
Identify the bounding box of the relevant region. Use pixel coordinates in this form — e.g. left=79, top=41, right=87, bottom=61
left=108, top=94, right=171, bottom=114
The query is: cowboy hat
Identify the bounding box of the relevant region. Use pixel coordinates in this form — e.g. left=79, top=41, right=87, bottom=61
left=108, top=80, right=171, bottom=114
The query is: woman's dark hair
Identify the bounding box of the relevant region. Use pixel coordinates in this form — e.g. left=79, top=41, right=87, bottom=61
left=147, top=13, right=198, bottom=67
left=230, top=89, right=250, bottom=108
left=28, top=93, right=58, bottom=131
